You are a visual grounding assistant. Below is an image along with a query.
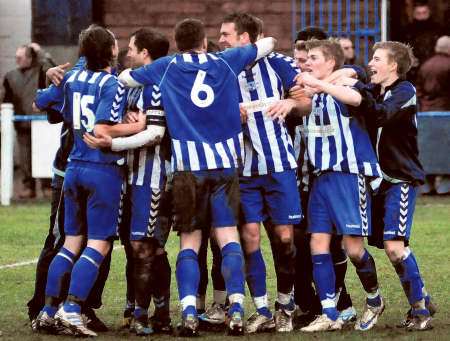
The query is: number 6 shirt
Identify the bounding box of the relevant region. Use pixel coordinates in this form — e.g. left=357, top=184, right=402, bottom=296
left=127, top=45, right=258, bottom=172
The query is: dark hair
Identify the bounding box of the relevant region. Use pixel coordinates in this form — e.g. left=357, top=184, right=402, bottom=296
left=79, top=25, right=115, bottom=71
left=131, top=28, right=169, bottom=61
left=373, top=41, right=414, bottom=78
left=174, top=18, right=205, bottom=52
left=295, top=26, right=328, bottom=42
left=305, top=39, right=345, bottom=71
left=294, top=41, right=307, bottom=52
left=222, top=12, right=260, bottom=43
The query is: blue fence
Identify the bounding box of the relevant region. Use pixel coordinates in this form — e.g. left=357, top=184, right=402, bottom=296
left=292, top=0, right=382, bottom=64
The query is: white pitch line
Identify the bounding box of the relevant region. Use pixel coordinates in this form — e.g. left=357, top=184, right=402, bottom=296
left=0, top=259, right=38, bottom=270
left=0, top=245, right=124, bottom=270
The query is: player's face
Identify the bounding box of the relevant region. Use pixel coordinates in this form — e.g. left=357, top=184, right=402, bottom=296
left=293, top=48, right=308, bottom=71
left=219, top=22, right=241, bottom=49
left=368, top=48, right=396, bottom=85
left=305, top=48, right=335, bottom=80
left=127, top=36, right=146, bottom=68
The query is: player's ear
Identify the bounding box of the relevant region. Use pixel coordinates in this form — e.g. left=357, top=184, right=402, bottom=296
left=240, top=32, right=251, bottom=44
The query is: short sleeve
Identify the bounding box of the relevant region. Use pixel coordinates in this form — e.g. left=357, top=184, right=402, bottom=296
left=96, top=79, right=127, bottom=125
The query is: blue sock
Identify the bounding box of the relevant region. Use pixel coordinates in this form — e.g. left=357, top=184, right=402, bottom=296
left=134, top=306, right=148, bottom=319
left=68, top=247, right=104, bottom=302
left=221, top=242, right=245, bottom=297
left=45, top=247, right=76, bottom=298
left=408, top=250, right=425, bottom=288
left=176, top=249, right=199, bottom=317
left=64, top=300, right=81, bottom=314
left=246, top=249, right=271, bottom=318
left=42, top=305, right=58, bottom=317
left=402, top=251, right=424, bottom=305
left=312, top=253, right=338, bottom=321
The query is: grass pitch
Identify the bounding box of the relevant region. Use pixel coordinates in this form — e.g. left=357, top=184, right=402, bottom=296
left=0, top=196, right=449, bottom=340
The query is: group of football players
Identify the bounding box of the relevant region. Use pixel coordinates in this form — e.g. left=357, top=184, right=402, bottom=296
left=28, top=11, right=435, bottom=338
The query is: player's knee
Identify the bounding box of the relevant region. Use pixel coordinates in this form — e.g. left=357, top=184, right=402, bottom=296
left=384, top=241, right=404, bottom=263
left=310, top=233, right=330, bottom=254
left=241, top=226, right=260, bottom=252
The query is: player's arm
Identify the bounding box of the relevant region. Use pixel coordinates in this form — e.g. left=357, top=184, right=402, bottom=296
left=109, top=108, right=166, bottom=151
left=298, top=72, right=361, bottom=107
left=118, top=57, right=167, bottom=88
left=93, top=80, right=145, bottom=138
left=220, top=37, right=277, bottom=75
left=267, top=54, right=312, bottom=119
left=354, top=81, right=416, bottom=126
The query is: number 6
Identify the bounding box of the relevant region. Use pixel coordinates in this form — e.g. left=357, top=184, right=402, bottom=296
left=190, top=70, right=214, bottom=108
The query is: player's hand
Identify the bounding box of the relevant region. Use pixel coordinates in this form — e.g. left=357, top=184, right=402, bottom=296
left=123, top=111, right=139, bottom=123
left=333, top=76, right=358, bottom=87
left=46, top=62, right=71, bottom=86
left=240, top=105, right=248, bottom=124
left=83, top=132, right=112, bottom=149
left=289, top=85, right=316, bottom=100
left=296, top=72, right=323, bottom=90
left=267, top=99, right=297, bottom=122
left=326, top=68, right=357, bottom=84
left=136, top=111, right=147, bottom=130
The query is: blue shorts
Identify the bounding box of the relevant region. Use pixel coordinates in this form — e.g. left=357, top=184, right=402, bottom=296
left=64, top=160, right=124, bottom=240
left=239, top=170, right=302, bottom=225
left=372, top=181, right=417, bottom=241
left=308, top=172, right=371, bottom=236
left=172, top=169, right=239, bottom=232
left=120, top=183, right=163, bottom=241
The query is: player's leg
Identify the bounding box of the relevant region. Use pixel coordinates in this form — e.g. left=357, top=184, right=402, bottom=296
left=36, top=167, right=85, bottom=334
left=381, top=182, right=432, bottom=330
left=197, top=228, right=209, bottom=314
left=117, top=184, right=136, bottom=329
left=210, top=169, right=245, bottom=335
left=293, top=189, right=320, bottom=327
left=238, top=175, right=274, bottom=333
left=172, top=170, right=207, bottom=336
left=150, top=187, right=173, bottom=333
left=127, top=185, right=164, bottom=335
left=336, top=174, right=382, bottom=331
left=330, top=235, right=356, bottom=324
left=29, top=174, right=65, bottom=327
left=301, top=173, right=344, bottom=332
left=264, top=170, right=302, bottom=332
left=56, top=164, right=123, bottom=337
left=199, top=232, right=228, bottom=327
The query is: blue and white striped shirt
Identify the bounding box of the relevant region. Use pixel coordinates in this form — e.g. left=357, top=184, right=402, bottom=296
left=129, top=45, right=258, bottom=172
left=239, top=53, right=298, bottom=176
left=301, top=93, right=381, bottom=177
left=123, top=86, right=168, bottom=189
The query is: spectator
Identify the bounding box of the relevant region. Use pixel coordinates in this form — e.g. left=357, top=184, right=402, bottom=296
left=338, top=37, right=362, bottom=66
left=416, top=35, right=450, bottom=195
left=416, top=36, right=450, bottom=112
left=399, top=0, right=443, bottom=81
left=2, top=43, right=53, bottom=198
